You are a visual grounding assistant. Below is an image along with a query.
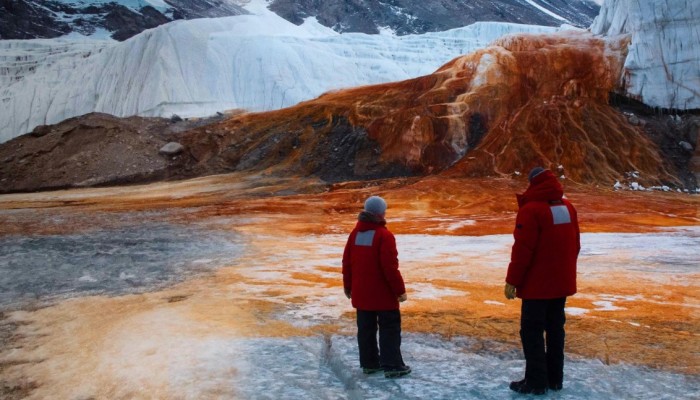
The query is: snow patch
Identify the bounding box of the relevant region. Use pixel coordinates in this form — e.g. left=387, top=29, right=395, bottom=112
left=592, top=301, right=626, bottom=311
left=408, top=282, right=465, bottom=300
left=565, top=307, right=590, bottom=316
left=523, top=0, right=571, bottom=23
left=445, top=220, right=477, bottom=231
left=78, top=274, right=98, bottom=282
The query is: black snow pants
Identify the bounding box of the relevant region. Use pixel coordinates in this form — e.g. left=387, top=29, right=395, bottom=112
left=520, top=297, right=567, bottom=389
left=356, top=309, right=405, bottom=368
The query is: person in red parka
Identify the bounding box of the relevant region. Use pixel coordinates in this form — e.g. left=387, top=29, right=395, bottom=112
left=342, top=195, right=411, bottom=378
left=505, top=167, right=580, bottom=395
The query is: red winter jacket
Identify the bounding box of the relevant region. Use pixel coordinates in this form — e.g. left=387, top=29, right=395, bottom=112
left=342, top=213, right=406, bottom=310
left=506, top=170, right=580, bottom=299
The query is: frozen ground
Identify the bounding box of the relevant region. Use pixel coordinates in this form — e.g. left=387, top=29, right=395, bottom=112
left=0, top=220, right=242, bottom=310
left=230, top=228, right=700, bottom=323
left=226, top=334, right=699, bottom=400
left=102, top=329, right=698, bottom=399
left=0, top=209, right=698, bottom=398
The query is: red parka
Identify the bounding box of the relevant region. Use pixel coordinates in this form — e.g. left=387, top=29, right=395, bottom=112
left=342, top=214, right=406, bottom=310
left=506, top=170, right=580, bottom=299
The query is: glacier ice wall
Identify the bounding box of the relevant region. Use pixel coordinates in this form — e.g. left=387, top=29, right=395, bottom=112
left=591, top=0, right=700, bottom=110
left=0, top=11, right=562, bottom=143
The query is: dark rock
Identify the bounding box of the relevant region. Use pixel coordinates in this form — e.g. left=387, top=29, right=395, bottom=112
left=170, top=114, right=183, bottom=123
left=0, top=0, right=72, bottom=39
left=103, top=4, right=170, bottom=41
left=163, top=0, right=247, bottom=19
left=679, top=141, right=694, bottom=152
left=30, top=125, right=52, bottom=138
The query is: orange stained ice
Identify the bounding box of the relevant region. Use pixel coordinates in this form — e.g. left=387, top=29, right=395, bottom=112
left=0, top=172, right=698, bottom=398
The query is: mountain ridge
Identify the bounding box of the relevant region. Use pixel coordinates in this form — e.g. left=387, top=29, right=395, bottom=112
left=0, top=0, right=599, bottom=41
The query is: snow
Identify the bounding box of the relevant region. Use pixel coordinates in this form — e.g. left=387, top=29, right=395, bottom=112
left=591, top=0, right=700, bottom=110
left=592, top=301, right=626, bottom=311
left=60, top=27, right=116, bottom=41
left=445, top=220, right=477, bottom=231
left=523, top=0, right=571, bottom=23
left=0, top=9, right=567, bottom=142
left=565, top=307, right=590, bottom=316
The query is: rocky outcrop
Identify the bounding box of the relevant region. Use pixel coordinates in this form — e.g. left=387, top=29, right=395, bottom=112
left=591, top=0, right=700, bottom=110
left=269, top=0, right=600, bottom=34
left=0, top=113, right=230, bottom=193
left=101, top=4, right=171, bottom=42
left=0, top=0, right=247, bottom=41
left=0, top=0, right=72, bottom=40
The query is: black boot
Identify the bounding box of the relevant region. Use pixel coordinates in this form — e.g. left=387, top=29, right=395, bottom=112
left=384, top=365, right=411, bottom=378
left=510, top=379, right=547, bottom=395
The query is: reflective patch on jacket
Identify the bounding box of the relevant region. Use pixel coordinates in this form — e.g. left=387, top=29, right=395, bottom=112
left=550, top=205, right=571, bottom=225
left=355, top=230, right=376, bottom=246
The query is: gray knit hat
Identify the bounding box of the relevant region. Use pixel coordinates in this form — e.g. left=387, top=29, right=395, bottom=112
left=364, top=196, right=387, bottom=216
left=528, top=167, right=545, bottom=182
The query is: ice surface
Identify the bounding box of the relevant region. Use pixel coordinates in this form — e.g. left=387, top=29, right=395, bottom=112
left=0, top=220, right=242, bottom=310
left=1, top=208, right=698, bottom=398
left=591, top=0, right=700, bottom=110
left=213, top=228, right=699, bottom=326
left=225, top=334, right=699, bottom=399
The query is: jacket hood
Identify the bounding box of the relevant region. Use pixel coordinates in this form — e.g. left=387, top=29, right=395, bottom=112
left=357, top=211, right=386, bottom=231
left=517, top=170, right=564, bottom=207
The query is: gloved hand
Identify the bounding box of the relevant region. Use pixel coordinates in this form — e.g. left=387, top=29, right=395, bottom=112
left=504, top=283, right=517, bottom=300
left=398, top=293, right=408, bottom=302
left=344, top=289, right=351, bottom=299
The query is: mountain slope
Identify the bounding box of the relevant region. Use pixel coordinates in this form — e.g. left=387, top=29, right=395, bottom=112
left=0, top=0, right=247, bottom=41
left=1, top=0, right=598, bottom=41
left=269, top=0, right=600, bottom=35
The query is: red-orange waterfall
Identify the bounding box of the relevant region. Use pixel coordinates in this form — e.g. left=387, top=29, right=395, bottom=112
left=181, top=31, right=673, bottom=186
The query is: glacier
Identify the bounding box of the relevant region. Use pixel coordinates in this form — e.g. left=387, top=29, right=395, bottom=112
left=591, top=0, right=700, bottom=110
left=0, top=2, right=566, bottom=143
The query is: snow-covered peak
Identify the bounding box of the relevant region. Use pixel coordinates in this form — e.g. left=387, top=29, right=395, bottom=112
left=591, top=0, right=700, bottom=110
